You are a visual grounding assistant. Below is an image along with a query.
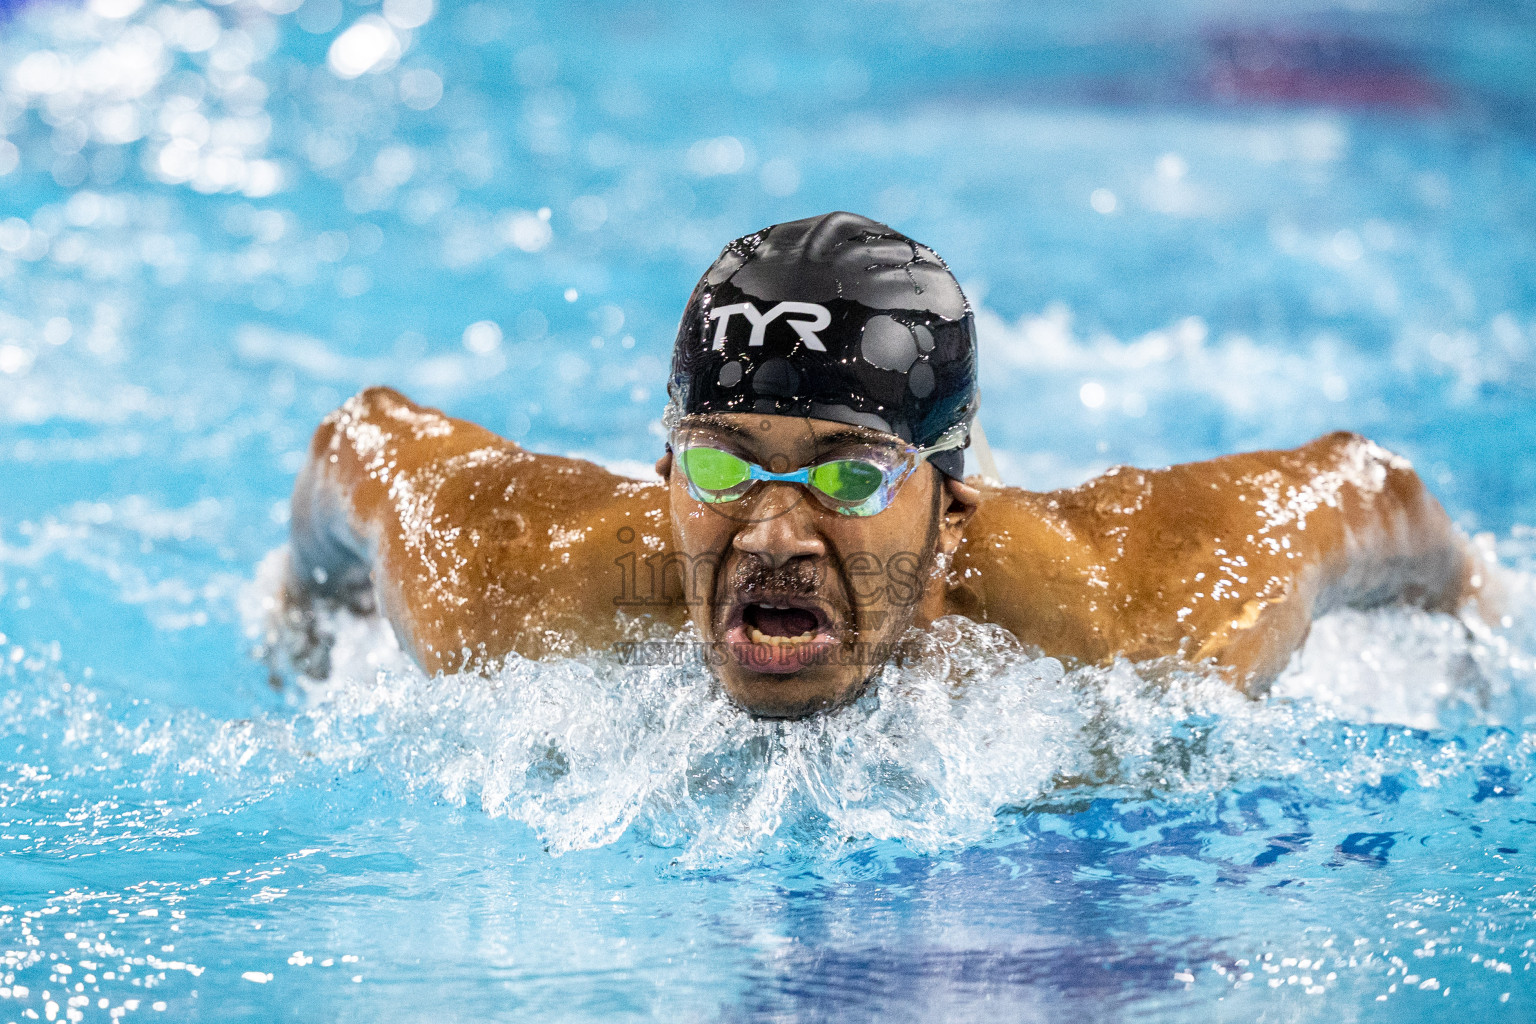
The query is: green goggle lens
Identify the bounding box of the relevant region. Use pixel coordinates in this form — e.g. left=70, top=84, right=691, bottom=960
left=679, top=446, right=750, bottom=492
left=808, top=459, right=884, bottom=503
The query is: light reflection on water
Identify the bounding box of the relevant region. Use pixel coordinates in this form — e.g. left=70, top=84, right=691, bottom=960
left=1, top=0, right=1535, bottom=1019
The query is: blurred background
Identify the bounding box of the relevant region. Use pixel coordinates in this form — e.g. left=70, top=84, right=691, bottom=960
left=0, top=0, right=1533, bottom=704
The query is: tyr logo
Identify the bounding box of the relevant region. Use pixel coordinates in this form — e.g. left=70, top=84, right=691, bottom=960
left=707, top=301, right=831, bottom=352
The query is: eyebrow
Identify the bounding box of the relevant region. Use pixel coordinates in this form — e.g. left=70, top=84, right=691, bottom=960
left=684, top=421, right=755, bottom=442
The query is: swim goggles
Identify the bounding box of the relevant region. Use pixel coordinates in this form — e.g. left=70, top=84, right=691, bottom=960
left=671, top=423, right=968, bottom=517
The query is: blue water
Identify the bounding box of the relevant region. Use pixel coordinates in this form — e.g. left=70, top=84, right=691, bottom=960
left=2, top=0, right=1535, bottom=1020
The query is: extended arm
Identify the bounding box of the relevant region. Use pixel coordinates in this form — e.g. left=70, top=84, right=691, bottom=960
left=278, top=386, right=509, bottom=670
left=1177, top=431, right=1486, bottom=687
left=277, top=387, right=680, bottom=677
left=953, top=432, right=1490, bottom=692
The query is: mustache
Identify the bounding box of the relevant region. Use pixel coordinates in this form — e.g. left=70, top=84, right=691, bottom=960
left=725, top=557, right=824, bottom=600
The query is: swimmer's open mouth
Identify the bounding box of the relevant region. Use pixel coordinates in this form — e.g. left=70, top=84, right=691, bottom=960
left=721, top=597, right=839, bottom=675
left=743, top=603, right=823, bottom=644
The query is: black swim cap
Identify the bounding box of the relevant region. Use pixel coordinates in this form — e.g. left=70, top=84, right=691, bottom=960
left=668, top=211, right=978, bottom=479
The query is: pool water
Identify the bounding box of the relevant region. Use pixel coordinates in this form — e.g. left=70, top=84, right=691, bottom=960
left=2, top=0, right=1535, bottom=1020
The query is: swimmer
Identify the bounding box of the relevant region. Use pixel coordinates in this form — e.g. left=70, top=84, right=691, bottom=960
left=277, top=211, right=1490, bottom=718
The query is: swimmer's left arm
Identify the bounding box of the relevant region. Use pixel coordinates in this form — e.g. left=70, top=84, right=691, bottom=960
left=955, top=431, right=1491, bottom=692
left=1126, top=431, right=1490, bottom=690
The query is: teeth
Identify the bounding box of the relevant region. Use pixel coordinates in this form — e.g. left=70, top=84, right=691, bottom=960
left=746, top=625, right=818, bottom=646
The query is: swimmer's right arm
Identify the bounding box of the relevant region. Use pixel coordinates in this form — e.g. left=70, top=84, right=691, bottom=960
left=282, top=386, right=683, bottom=676
left=283, top=386, right=508, bottom=650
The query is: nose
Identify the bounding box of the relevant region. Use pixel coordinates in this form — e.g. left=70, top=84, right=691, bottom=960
left=732, top=483, right=827, bottom=569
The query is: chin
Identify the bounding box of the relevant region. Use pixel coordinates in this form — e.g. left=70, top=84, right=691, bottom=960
left=721, top=667, right=869, bottom=719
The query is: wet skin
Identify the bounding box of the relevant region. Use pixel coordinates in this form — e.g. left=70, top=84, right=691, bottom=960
left=281, top=386, right=1488, bottom=717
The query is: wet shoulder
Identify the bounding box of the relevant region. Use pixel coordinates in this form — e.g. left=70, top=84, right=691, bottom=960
left=1011, top=465, right=1167, bottom=564
left=961, top=482, right=1102, bottom=569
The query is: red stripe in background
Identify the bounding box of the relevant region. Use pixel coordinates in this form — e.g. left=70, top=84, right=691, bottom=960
left=1199, top=28, right=1449, bottom=111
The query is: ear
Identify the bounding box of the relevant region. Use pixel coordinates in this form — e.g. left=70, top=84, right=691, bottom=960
left=655, top=449, right=673, bottom=480
left=936, top=475, right=981, bottom=557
